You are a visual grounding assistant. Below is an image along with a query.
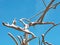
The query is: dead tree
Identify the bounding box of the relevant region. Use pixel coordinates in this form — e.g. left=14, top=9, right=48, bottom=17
left=2, top=0, right=60, bottom=45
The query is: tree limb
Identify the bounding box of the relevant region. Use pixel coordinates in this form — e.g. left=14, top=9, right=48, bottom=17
left=29, top=1, right=60, bottom=21
left=37, top=0, right=55, bottom=22
left=8, top=32, right=18, bottom=45
left=41, top=34, right=52, bottom=45
left=2, top=19, right=36, bottom=43
left=41, top=34, right=46, bottom=45
left=2, top=22, right=32, bottom=34
left=26, top=36, right=36, bottom=42
left=29, top=21, right=56, bottom=26
left=50, top=2, right=60, bottom=9
left=2, top=22, right=25, bottom=31
left=44, top=23, right=60, bottom=36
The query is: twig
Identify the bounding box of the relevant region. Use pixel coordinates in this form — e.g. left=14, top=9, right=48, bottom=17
left=41, top=34, right=46, bottom=45
left=44, top=23, right=60, bottom=36
left=41, top=34, right=52, bottom=45
left=17, top=36, right=22, bottom=44
left=8, top=32, right=18, bottom=45
left=26, top=36, right=36, bottom=42
left=41, top=34, right=45, bottom=43
left=42, top=0, right=46, bottom=7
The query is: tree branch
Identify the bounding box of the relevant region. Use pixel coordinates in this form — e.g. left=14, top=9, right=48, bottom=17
left=2, top=19, right=36, bottom=43
left=26, top=36, right=36, bottom=42
left=41, top=34, right=46, bottom=45
left=29, top=1, right=59, bottom=21
left=42, top=0, right=46, bottom=7
left=8, top=32, right=18, bottom=45
left=41, top=34, right=52, bottom=45
left=44, top=23, right=60, bottom=36
left=2, top=22, right=24, bottom=32
left=29, top=22, right=56, bottom=26
left=37, top=0, right=55, bottom=22
left=2, top=22, right=32, bottom=34
left=50, top=2, right=60, bottom=9
left=17, top=36, right=23, bottom=44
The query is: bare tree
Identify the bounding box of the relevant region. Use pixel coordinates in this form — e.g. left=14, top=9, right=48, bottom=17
left=2, top=0, right=60, bottom=45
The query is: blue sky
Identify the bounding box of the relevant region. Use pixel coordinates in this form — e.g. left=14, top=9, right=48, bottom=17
left=0, top=0, right=60, bottom=45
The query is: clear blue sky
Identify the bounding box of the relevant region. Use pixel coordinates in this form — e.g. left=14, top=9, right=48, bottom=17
left=0, top=0, right=60, bottom=45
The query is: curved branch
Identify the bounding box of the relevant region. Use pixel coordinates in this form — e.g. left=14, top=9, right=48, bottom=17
left=41, top=34, right=52, bottom=45
left=8, top=32, right=18, bottom=45
left=29, top=20, right=56, bottom=27
left=17, top=36, right=22, bottom=44
left=44, top=23, right=60, bottom=36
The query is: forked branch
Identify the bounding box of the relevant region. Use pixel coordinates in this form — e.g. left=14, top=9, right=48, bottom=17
left=2, top=18, right=36, bottom=43
left=37, top=0, right=55, bottom=22
left=29, top=22, right=56, bottom=26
